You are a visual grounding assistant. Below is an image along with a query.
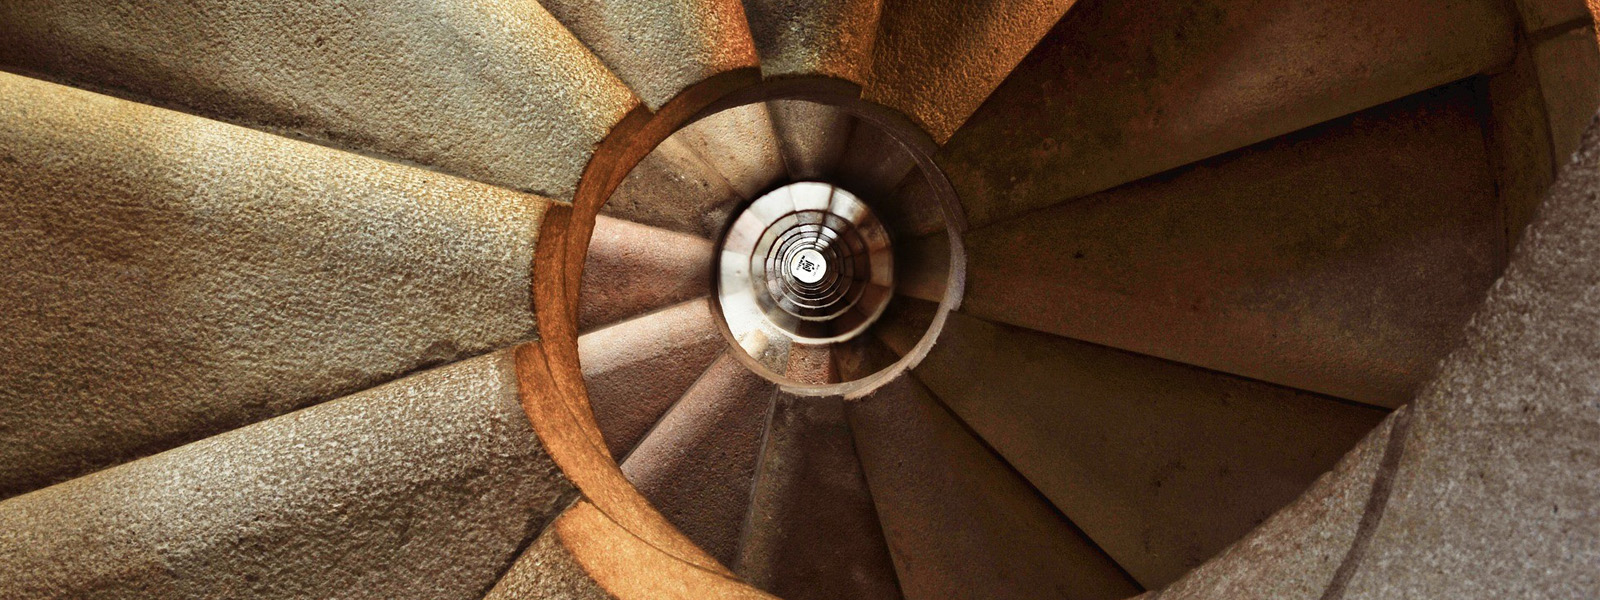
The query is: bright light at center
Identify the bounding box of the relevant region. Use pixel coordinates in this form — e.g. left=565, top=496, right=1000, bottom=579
left=790, top=248, right=827, bottom=284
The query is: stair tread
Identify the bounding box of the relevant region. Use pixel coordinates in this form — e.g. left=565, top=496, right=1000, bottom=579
left=0, top=351, right=568, bottom=600
left=580, top=299, right=727, bottom=458
left=769, top=100, right=856, bottom=182
left=736, top=394, right=903, bottom=600
left=0, top=73, right=549, bottom=499
left=910, top=311, right=1387, bottom=587
left=601, top=136, right=745, bottom=239
left=939, top=0, right=1515, bottom=227
left=622, top=353, right=777, bottom=567
left=745, top=0, right=884, bottom=83
left=579, top=215, right=716, bottom=332
left=958, top=83, right=1505, bottom=406
left=677, top=103, right=789, bottom=200
left=535, top=0, right=758, bottom=109
left=844, top=343, right=1141, bottom=600
left=0, top=0, right=636, bottom=201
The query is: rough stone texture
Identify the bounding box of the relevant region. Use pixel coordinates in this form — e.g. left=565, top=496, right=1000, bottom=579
left=0, top=351, right=572, bottom=599
left=1515, top=0, right=1593, bottom=31
left=622, top=353, right=777, bottom=567
left=484, top=523, right=612, bottom=600
left=895, top=232, right=952, bottom=304
left=602, top=136, right=745, bottom=239
left=579, top=215, right=716, bottom=332
left=579, top=299, right=727, bottom=458
left=783, top=343, right=839, bottom=385
left=537, top=0, right=758, bottom=109
left=1154, top=415, right=1399, bottom=600
left=736, top=395, right=904, bottom=600
left=864, top=0, right=1078, bottom=143
left=1534, top=24, right=1600, bottom=164
left=1486, top=44, right=1561, bottom=253
left=913, top=312, right=1386, bottom=587
left=845, top=363, right=1144, bottom=600
left=961, top=84, right=1503, bottom=407
left=0, top=74, right=547, bottom=499
left=0, top=0, right=635, bottom=201
left=768, top=100, right=855, bottom=181
left=677, top=103, right=789, bottom=200
left=938, top=0, right=1516, bottom=227
left=744, top=0, right=884, bottom=82
left=832, top=116, right=919, bottom=202
left=1333, top=113, right=1600, bottom=599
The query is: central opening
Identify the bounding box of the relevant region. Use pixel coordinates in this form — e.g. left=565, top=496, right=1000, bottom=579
left=790, top=248, right=827, bottom=284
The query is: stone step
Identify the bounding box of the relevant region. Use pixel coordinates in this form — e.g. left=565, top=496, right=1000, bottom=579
left=745, top=0, right=885, bottom=83
left=621, top=353, right=778, bottom=567
left=844, top=350, right=1143, bottom=600
left=580, top=215, right=715, bottom=331
left=0, top=73, right=549, bottom=499
left=939, top=0, right=1516, bottom=227
left=676, top=103, right=789, bottom=200
left=601, top=136, right=745, bottom=239
left=908, top=312, right=1387, bottom=587
left=0, top=0, right=636, bottom=201
left=769, top=100, right=855, bottom=181
left=536, top=0, right=758, bottom=109
left=960, top=82, right=1504, bottom=407
left=863, top=0, right=1079, bottom=143
left=0, top=351, right=569, bottom=600
left=783, top=343, right=840, bottom=385
left=736, top=394, right=903, bottom=600
left=579, top=299, right=727, bottom=458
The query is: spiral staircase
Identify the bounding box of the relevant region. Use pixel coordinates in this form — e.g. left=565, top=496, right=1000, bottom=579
left=4, top=0, right=1600, bottom=598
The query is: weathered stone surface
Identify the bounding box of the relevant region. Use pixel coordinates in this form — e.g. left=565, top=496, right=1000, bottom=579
left=1335, top=112, right=1600, bottom=599
left=864, top=0, right=1077, bottom=142
left=537, top=0, right=757, bottom=109
left=1512, top=0, right=1593, bottom=32
left=1486, top=44, right=1560, bottom=253
left=768, top=100, right=855, bottom=181
left=782, top=344, right=839, bottom=385
left=895, top=232, right=952, bottom=303
left=622, top=353, right=776, bottom=567
left=580, top=299, right=726, bottom=458
left=602, top=136, right=745, bottom=239
left=736, top=395, right=903, bottom=600
left=678, top=103, right=789, bottom=200
left=846, top=365, right=1144, bottom=600
left=913, top=312, right=1386, bottom=587
left=939, top=0, right=1515, bottom=227
left=0, top=351, right=571, bottom=599
left=1534, top=25, right=1600, bottom=164
left=961, top=84, right=1503, bottom=407
left=1155, top=414, right=1399, bottom=600
left=744, top=0, right=883, bottom=82
left=580, top=215, right=716, bottom=331
left=0, top=74, right=547, bottom=499
left=0, top=0, right=635, bottom=201
left=484, top=523, right=612, bottom=600
left=832, top=116, right=918, bottom=202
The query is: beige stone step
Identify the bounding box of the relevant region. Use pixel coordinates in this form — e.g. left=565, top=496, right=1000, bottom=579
left=939, top=0, right=1516, bottom=227
left=536, top=0, right=758, bottom=109
left=845, top=361, right=1143, bottom=600
left=621, top=353, right=777, bottom=567
left=601, top=136, right=745, bottom=239
left=769, top=100, right=855, bottom=181
left=745, top=0, right=884, bottom=83
left=864, top=0, right=1078, bottom=143
left=909, top=312, right=1387, bottom=587
left=580, top=215, right=715, bottom=331
left=0, top=0, right=635, bottom=201
left=579, top=299, right=726, bottom=458
left=0, top=73, right=548, bottom=499
left=0, top=351, right=568, bottom=600
left=960, top=82, right=1504, bottom=407
left=677, top=103, right=789, bottom=200
left=736, top=394, right=903, bottom=600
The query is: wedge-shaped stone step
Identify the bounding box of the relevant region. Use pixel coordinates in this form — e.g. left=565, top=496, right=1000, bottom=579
left=0, top=0, right=636, bottom=200
left=961, top=82, right=1503, bottom=407
left=678, top=103, right=789, bottom=200
left=580, top=299, right=726, bottom=458
left=622, top=353, right=777, bottom=567
left=745, top=0, right=884, bottom=83
left=580, top=215, right=716, bottom=331
left=908, top=312, right=1387, bottom=587
left=537, top=0, right=758, bottom=109
left=940, top=0, right=1516, bottom=226
left=0, top=73, right=548, bottom=499
left=601, top=136, right=745, bottom=239
left=769, top=100, right=855, bottom=181
left=865, top=0, right=1079, bottom=143
left=737, top=395, right=902, bottom=600
left=0, top=351, right=568, bottom=600
left=844, top=343, right=1142, bottom=600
